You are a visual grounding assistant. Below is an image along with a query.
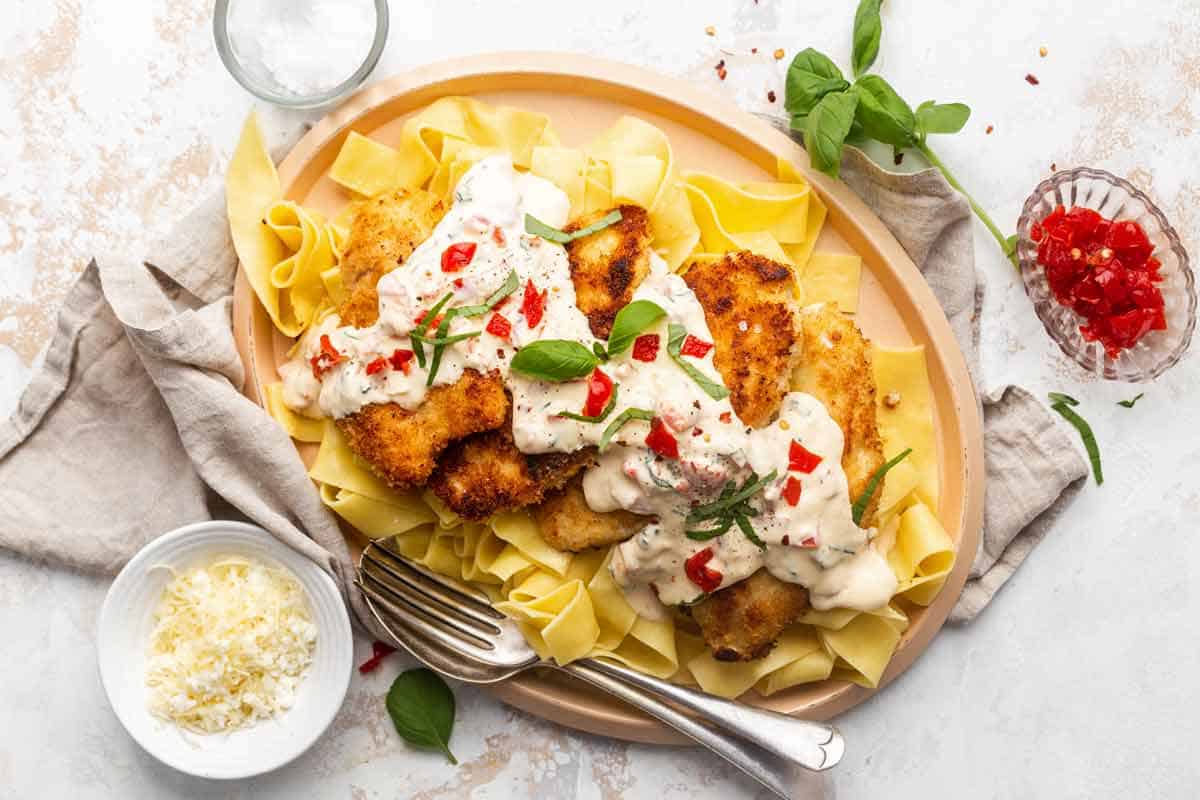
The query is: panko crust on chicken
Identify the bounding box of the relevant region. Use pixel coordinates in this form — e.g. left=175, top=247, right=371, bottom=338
left=689, top=570, right=811, bottom=662
left=337, top=188, right=445, bottom=327
left=565, top=204, right=652, bottom=338
left=532, top=476, right=650, bottom=552
left=682, top=252, right=802, bottom=428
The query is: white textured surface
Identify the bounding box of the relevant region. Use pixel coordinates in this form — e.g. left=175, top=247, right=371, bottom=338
left=2, top=2, right=1199, bottom=798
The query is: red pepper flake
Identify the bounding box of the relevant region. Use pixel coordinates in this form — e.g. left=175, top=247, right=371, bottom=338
left=583, top=368, right=614, bottom=417
left=767, top=89, right=776, bottom=103
left=985, top=124, right=994, bottom=135
left=799, top=536, right=819, bottom=549
left=684, top=548, right=722, bottom=593
left=440, top=241, right=477, bottom=272
left=632, top=333, right=660, bottom=362
left=485, top=313, right=512, bottom=340
left=788, top=440, right=823, bottom=473
left=492, top=227, right=507, bottom=246
left=717, top=67, right=728, bottom=81
left=680, top=334, right=714, bottom=358
left=309, top=334, right=344, bottom=379
left=645, top=417, right=680, bottom=459
left=521, top=279, right=547, bottom=328
left=452, top=278, right=464, bottom=289
left=1050, top=162, right=1057, bottom=172
left=691, top=427, right=704, bottom=437
left=715, top=58, right=726, bottom=71
left=1025, top=73, right=1040, bottom=85
left=389, top=348, right=415, bottom=374
left=358, top=641, right=397, bottom=674
left=782, top=476, right=803, bottom=506
left=719, top=411, right=733, bottom=424
left=751, top=47, right=758, bottom=54
left=365, top=356, right=388, bottom=376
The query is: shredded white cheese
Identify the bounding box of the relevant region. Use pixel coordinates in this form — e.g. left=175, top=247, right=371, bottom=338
left=144, top=556, right=318, bottom=734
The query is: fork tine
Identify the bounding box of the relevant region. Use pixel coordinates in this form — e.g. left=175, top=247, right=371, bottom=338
left=360, top=570, right=496, bottom=649
left=356, top=577, right=502, bottom=661
left=366, top=541, right=505, bottom=621
left=361, top=549, right=503, bottom=637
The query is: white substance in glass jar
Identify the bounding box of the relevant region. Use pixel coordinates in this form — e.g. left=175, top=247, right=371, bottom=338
left=227, top=0, right=377, bottom=97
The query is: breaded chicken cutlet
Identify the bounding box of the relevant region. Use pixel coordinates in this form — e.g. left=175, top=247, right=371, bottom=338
left=565, top=205, right=652, bottom=338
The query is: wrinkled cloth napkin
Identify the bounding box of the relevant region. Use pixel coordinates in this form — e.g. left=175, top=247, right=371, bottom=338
left=0, top=125, right=1085, bottom=626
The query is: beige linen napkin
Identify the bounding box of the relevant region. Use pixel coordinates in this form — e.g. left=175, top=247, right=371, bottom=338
left=0, top=126, right=1084, bottom=625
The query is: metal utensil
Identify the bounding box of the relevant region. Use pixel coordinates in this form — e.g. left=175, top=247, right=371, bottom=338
left=356, top=539, right=844, bottom=798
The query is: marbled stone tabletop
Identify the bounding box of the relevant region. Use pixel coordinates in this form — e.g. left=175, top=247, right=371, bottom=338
left=2, top=2, right=1198, bottom=798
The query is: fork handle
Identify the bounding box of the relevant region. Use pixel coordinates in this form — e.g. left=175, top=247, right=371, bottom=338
left=562, top=660, right=841, bottom=798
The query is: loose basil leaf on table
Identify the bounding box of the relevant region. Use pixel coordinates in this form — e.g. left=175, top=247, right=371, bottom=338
left=607, top=299, right=666, bottom=356
left=803, top=90, right=860, bottom=179
left=386, top=668, right=458, bottom=765
left=853, top=75, right=916, bottom=149
left=851, top=0, right=883, bottom=77
left=1049, top=397, right=1103, bottom=485
left=1117, top=393, right=1145, bottom=409
left=510, top=340, right=600, bottom=381
left=784, top=48, right=851, bottom=118
left=915, top=100, right=971, bottom=138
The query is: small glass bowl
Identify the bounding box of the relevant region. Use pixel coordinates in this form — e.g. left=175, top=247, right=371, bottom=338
left=212, top=0, right=389, bottom=109
left=1015, top=167, right=1195, bottom=381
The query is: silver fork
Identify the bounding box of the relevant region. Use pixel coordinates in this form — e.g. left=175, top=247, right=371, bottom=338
left=356, top=539, right=844, bottom=799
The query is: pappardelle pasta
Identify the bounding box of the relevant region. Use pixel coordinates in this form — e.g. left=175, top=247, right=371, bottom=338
left=227, top=98, right=955, bottom=699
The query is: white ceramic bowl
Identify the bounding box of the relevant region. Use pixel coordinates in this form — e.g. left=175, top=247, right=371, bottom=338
left=97, top=521, right=354, bottom=779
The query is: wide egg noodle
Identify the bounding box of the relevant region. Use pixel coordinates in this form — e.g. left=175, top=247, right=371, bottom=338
left=263, top=382, right=325, bottom=443
left=872, top=344, right=940, bottom=510
left=801, top=253, right=862, bottom=313
left=318, top=483, right=435, bottom=539
left=263, top=201, right=340, bottom=335
left=888, top=502, right=956, bottom=606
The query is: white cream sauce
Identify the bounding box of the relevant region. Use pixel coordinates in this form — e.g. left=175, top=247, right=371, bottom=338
left=280, top=155, right=897, bottom=616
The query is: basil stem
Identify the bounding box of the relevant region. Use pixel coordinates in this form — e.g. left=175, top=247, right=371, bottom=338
left=454, top=270, right=519, bottom=318
left=1117, top=393, right=1145, bottom=409
left=410, top=292, right=454, bottom=368
left=556, top=385, right=620, bottom=424
left=525, top=209, right=622, bottom=244
left=599, top=407, right=655, bottom=451
left=851, top=448, right=912, bottom=525
left=1048, top=391, right=1079, bottom=407
left=666, top=323, right=730, bottom=401
left=1050, top=401, right=1103, bottom=485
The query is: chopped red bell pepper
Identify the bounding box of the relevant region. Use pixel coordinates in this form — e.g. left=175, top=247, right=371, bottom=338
left=782, top=476, right=803, bottom=506
left=492, top=227, right=507, bottom=246
left=684, top=548, right=723, bottom=593
left=645, top=417, right=680, bottom=459
left=799, top=536, right=819, bottom=549
left=309, top=334, right=344, bottom=379
left=583, top=368, right=614, bottom=417
left=680, top=334, right=714, bottom=358
left=365, top=356, right=388, bottom=376
left=358, top=641, right=397, bottom=674
left=389, top=348, right=415, bottom=374
left=788, top=440, right=823, bottom=473
left=521, top=279, right=547, bottom=328
left=632, top=333, right=660, bottom=362
left=440, top=242, right=477, bottom=273
left=485, top=313, right=512, bottom=340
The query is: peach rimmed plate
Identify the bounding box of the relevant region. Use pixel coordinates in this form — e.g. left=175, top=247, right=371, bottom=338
left=231, top=52, right=984, bottom=745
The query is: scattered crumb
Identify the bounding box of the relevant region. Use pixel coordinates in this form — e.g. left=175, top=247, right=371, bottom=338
left=767, top=89, right=776, bottom=103
left=751, top=47, right=758, bottom=54
left=773, top=48, right=785, bottom=60
left=1025, top=73, right=1040, bottom=85
left=986, top=124, right=994, bottom=134
left=717, top=67, right=728, bottom=81
left=705, top=25, right=716, bottom=36
left=1051, top=162, right=1057, bottom=171
left=893, top=151, right=904, bottom=166
left=715, top=59, right=725, bottom=70
left=1039, top=46, right=1048, bottom=57
left=883, top=391, right=902, bottom=409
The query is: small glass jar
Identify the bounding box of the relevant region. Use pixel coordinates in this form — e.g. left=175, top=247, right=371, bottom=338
left=1015, top=167, right=1195, bottom=381
left=213, top=0, right=389, bottom=109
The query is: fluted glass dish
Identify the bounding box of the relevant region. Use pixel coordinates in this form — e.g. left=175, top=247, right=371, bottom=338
left=1015, top=167, right=1195, bottom=381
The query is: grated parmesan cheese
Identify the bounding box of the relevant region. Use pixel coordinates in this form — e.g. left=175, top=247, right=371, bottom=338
left=144, top=556, right=318, bottom=734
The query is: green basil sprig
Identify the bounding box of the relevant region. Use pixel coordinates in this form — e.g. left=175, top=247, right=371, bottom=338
left=850, top=448, right=911, bottom=525
left=411, top=292, right=454, bottom=368
left=784, top=0, right=1017, bottom=269
left=557, top=384, right=620, bottom=424
left=525, top=209, right=622, bottom=244
left=1048, top=394, right=1103, bottom=485
left=511, top=340, right=599, bottom=382
left=386, top=668, right=457, bottom=764
left=599, top=407, right=656, bottom=451
left=606, top=300, right=666, bottom=357
left=453, top=269, right=520, bottom=318
left=666, top=323, right=730, bottom=401
left=685, top=470, right=777, bottom=548
left=1117, top=393, right=1145, bottom=409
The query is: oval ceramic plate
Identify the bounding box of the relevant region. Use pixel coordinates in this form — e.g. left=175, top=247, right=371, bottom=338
left=96, top=521, right=354, bottom=778
left=231, top=52, right=984, bottom=745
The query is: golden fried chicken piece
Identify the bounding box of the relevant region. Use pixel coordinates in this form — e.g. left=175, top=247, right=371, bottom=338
left=428, top=421, right=595, bottom=521
left=565, top=204, right=652, bottom=338
left=532, top=476, right=650, bottom=552
left=336, top=369, right=508, bottom=490
left=337, top=188, right=445, bottom=327
left=682, top=252, right=802, bottom=427
left=689, top=570, right=812, bottom=662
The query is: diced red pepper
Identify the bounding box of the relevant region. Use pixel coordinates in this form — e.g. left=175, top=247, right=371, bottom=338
left=521, top=279, right=547, bottom=328
left=485, top=313, right=512, bottom=340
left=799, top=536, right=819, bottom=549
left=684, top=548, right=723, bottom=593
left=680, top=334, right=714, bottom=358
left=782, top=476, right=803, bottom=506
left=365, top=356, right=388, bottom=376
left=632, top=333, right=660, bottom=362
left=788, top=440, right=823, bottom=473
left=583, top=368, right=614, bottom=417
left=309, top=334, right=344, bottom=379
left=492, top=227, right=507, bottom=246
left=440, top=242, right=477, bottom=273
left=452, top=278, right=464, bottom=289
left=719, top=411, right=733, bottom=424
left=389, top=349, right=415, bottom=374
left=645, top=417, right=680, bottom=459
left=358, top=641, right=397, bottom=674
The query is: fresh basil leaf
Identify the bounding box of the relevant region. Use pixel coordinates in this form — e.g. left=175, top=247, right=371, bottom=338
left=525, top=209, right=622, bottom=244
left=510, top=340, right=599, bottom=382
left=1117, top=392, right=1145, bottom=409
left=853, top=75, right=916, bottom=148
left=915, top=101, right=971, bottom=136
left=456, top=270, right=519, bottom=318
left=803, top=90, right=859, bottom=178
left=686, top=516, right=734, bottom=541
left=410, top=292, right=454, bottom=368
left=734, top=512, right=767, bottom=549
left=592, top=341, right=609, bottom=362
left=851, top=0, right=883, bottom=77
left=607, top=300, right=666, bottom=356
left=666, top=323, right=730, bottom=401
left=425, top=310, right=458, bottom=387
left=386, top=668, right=457, bottom=764
left=557, top=384, right=620, bottom=423
left=851, top=448, right=911, bottom=524
left=411, top=330, right=481, bottom=346
left=1050, top=402, right=1103, bottom=485
left=599, top=407, right=655, bottom=451
left=1047, top=392, right=1079, bottom=407
left=784, top=48, right=851, bottom=118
